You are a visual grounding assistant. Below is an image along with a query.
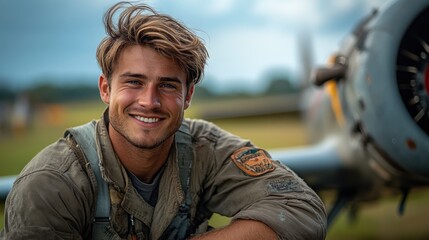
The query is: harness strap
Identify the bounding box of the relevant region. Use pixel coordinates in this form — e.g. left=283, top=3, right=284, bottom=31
left=160, top=123, right=195, bottom=240
left=176, top=124, right=193, bottom=195
left=65, top=121, right=195, bottom=240
left=65, top=120, right=111, bottom=238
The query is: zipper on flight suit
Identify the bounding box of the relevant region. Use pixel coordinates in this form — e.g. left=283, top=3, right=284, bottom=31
left=129, top=214, right=137, bottom=240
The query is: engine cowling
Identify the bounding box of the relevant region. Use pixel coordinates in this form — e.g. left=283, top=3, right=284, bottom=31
left=338, top=0, right=429, bottom=185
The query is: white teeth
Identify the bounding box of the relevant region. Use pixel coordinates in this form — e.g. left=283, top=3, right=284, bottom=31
left=134, top=115, right=160, bottom=123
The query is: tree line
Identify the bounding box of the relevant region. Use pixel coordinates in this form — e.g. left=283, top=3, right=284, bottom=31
left=0, top=71, right=300, bottom=104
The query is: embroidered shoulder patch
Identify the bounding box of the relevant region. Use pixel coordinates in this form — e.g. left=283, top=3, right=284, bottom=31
left=231, top=147, right=276, bottom=176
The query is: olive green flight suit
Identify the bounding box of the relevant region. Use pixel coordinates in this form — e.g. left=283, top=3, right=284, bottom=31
left=1, top=113, right=327, bottom=239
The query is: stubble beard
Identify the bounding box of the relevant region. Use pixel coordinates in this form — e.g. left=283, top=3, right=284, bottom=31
left=109, top=113, right=183, bottom=150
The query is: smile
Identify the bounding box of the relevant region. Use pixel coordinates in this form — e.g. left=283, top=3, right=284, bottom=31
left=133, top=115, right=161, bottom=123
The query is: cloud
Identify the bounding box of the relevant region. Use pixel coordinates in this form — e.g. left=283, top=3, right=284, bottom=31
left=0, top=0, right=390, bottom=91
left=205, top=26, right=297, bottom=88
left=250, top=0, right=388, bottom=33
left=251, top=0, right=324, bottom=28
left=207, top=0, right=237, bottom=15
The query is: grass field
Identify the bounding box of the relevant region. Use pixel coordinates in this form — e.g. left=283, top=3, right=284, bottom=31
left=1, top=100, right=429, bottom=239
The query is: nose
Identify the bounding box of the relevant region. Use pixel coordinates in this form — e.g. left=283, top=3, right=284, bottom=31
left=138, top=84, right=161, bottom=109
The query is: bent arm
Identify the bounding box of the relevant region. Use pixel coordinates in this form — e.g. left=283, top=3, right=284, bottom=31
left=190, top=219, right=277, bottom=240
left=202, top=154, right=327, bottom=239
left=188, top=121, right=327, bottom=239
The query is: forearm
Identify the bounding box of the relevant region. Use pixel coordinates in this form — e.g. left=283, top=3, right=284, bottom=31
left=190, top=219, right=278, bottom=240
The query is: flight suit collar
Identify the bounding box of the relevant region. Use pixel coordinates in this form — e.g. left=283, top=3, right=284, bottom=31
left=96, top=110, right=127, bottom=190
left=96, top=110, right=185, bottom=238
left=151, top=144, right=185, bottom=239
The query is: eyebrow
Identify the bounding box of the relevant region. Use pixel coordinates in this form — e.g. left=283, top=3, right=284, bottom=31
left=119, top=72, right=147, bottom=79
left=159, top=76, right=182, bottom=84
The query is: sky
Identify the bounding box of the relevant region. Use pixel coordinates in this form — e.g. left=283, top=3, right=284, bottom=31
left=0, top=0, right=389, bottom=93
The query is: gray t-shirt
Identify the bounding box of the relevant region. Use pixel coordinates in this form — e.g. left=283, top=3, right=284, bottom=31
left=127, top=165, right=166, bottom=207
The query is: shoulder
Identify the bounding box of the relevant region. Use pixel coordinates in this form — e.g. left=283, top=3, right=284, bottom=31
left=184, top=118, right=221, bottom=139
left=15, top=134, right=94, bottom=202
left=184, top=118, right=252, bottom=160
left=183, top=118, right=253, bottom=172
left=20, top=137, right=79, bottom=176
left=184, top=118, right=250, bottom=147
left=6, top=149, right=93, bottom=238
left=7, top=135, right=95, bottom=235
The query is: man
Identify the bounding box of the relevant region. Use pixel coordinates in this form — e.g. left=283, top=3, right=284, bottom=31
left=1, top=2, right=326, bottom=239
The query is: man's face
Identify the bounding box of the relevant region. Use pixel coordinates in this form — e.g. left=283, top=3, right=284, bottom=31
left=99, top=45, right=194, bottom=149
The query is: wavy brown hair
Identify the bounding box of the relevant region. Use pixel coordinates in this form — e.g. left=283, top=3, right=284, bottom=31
left=96, top=1, right=208, bottom=86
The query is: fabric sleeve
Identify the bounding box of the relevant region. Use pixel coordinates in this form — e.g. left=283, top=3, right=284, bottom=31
left=200, top=141, right=327, bottom=239
left=187, top=119, right=327, bottom=239
left=3, top=169, right=92, bottom=240
left=231, top=162, right=327, bottom=240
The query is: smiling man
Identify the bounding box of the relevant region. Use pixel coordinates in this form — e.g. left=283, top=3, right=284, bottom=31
left=101, top=45, right=191, bottom=184
left=1, top=2, right=326, bottom=240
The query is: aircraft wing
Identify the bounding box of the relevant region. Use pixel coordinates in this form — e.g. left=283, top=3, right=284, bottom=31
left=0, top=175, right=16, bottom=202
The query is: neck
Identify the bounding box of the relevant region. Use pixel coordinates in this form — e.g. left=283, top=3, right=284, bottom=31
left=110, top=131, right=174, bottom=184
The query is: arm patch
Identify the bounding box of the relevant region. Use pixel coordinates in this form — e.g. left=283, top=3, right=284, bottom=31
left=231, top=147, right=276, bottom=176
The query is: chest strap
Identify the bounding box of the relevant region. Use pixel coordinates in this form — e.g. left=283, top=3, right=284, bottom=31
left=160, top=123, right=195, bottom=240
left=66, top=120, right=195, bottom=240
left=65, top=120, right=111, bottom=238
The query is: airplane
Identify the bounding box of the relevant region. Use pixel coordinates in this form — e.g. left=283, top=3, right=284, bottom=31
left=1, top=0, right=429, bottom=233
left=270, top=0, right=429, bottom=227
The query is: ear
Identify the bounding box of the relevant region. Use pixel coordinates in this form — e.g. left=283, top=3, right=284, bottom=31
left=184, top=84, right=195, bottom=110
left=99, top=74, right=110, bottom=105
